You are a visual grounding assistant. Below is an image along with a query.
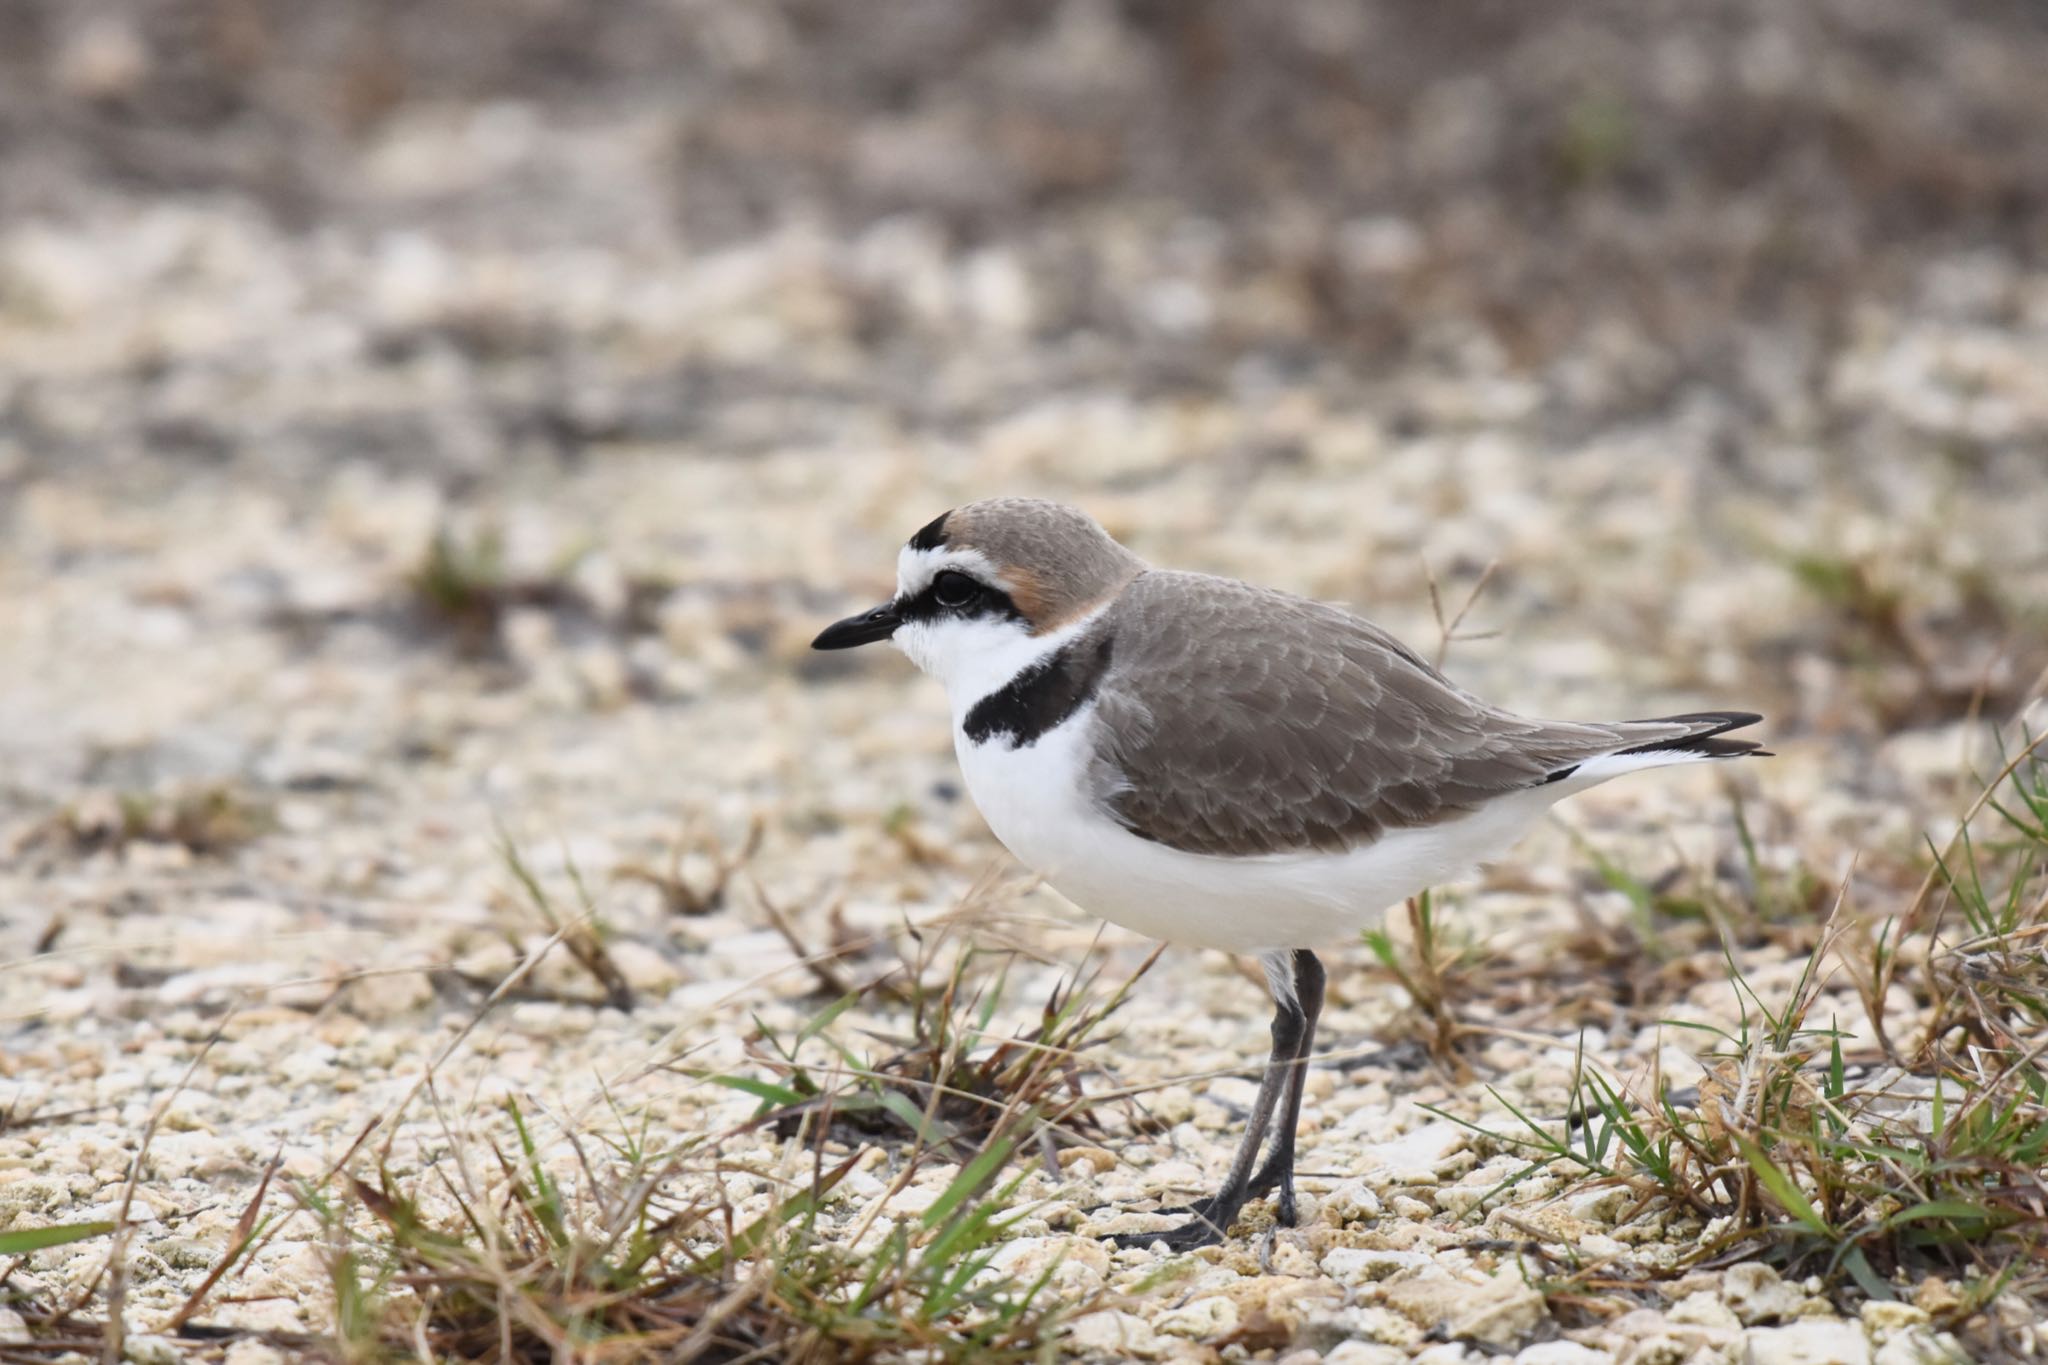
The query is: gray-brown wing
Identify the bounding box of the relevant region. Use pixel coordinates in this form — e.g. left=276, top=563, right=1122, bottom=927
left=1085, top=572, right=1685, bottom=858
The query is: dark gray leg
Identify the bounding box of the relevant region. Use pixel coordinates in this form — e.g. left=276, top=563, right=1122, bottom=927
left=1177, top=951, right=1325, bottom=1225
left=1109, top=950, right=1323, bottom=1250
left=1243, top=951, right=1324, bottom=1225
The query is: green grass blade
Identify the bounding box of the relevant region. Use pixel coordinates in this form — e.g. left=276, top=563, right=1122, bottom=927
left=798, top=990, right=863, bottom=1044
left=1886, top=1199, right=1999, bottom=1228
left=1733, top=1134, right=1831, bottom=1237
left=700, top=1072, right=809, bottom=1108
left=1839, top=1246, right=1894, bottom=1301
left=0, top=1221, right=117, bottom=1254
left=690, top=1155, right=856, bottom=1274
left=920, top=1130, right=1019, bottom=1233
left=1487, top=1087, right=1583, bottom=1164
left=879, top=1088, right=950, bottom=1145
left=504, top=1098, right=567, bottom=1247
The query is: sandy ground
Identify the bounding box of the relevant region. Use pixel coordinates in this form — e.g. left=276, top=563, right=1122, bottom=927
left=4, top=3, right=2048, bottom=1361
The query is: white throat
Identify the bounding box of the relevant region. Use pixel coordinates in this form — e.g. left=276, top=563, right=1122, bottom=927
left=894, top=605, right=1107, bottom=728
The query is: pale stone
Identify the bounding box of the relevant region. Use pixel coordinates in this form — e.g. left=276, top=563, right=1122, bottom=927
left=157, top=1237, right=217, bottom=1270
left=1050, top=1258, right=1105, bottom=1298
left=605, top=939, right=683, bottom=993
left=1320, top=1247, right=1426, bottom=1285
left=1515, top=1343, right=1614, bottom=1364
left=1325, top=1344, right=1409, bottom=1365
left=1723, top=1262, right=1809, bottom=1325
left=1152, top=1295, right=1238, bottom=1339
left=1909, top=1278, right=1963, bottom=1316
left=1141, top=1159, right=1207, bottom=1192
left=1155, top=1080, right=1196, bottom=1129
left=1670, top=1289, right=1741, bottom=1330
left=1267, top=1237, right=1320, bottom=1278
left=343, top=968, right=434, bottom=1019
left=1415, top=1345, right=1478, bottom=1364
left=1058, top=1146, right=1118, bottom=1175
left=124, top=1336, right=186, bottom=1365
left=1872, top=1329, right=1967, bottom=1365
left=1068, top=1309, right=1165, bottom=1359
left=1743, top=1320, right=1871, bottom=1365
left=222, top=1340, right=289, bottom=1365
left=882, top=1183, right=943, bottom=1218
left=1623, top=1337, right=1692, bottom=1365
left=1382, top=1269, right=1546, bottom=1349
left=1437, top=1184, right=1489, bottom=1218
left=1363, top=1121, right=1468, bottom=1186
left=1566, top=1184, right=1631, bottom=1225
left=1857, top=1301, right=1929, bottom=1339
left=1323, top=1178, right=1384, bottom=1220
left=1327, top=1304, right=1425, bottom=1347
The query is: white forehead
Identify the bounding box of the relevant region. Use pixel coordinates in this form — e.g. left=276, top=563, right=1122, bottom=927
left=895, top=543, right=1000, bottom=598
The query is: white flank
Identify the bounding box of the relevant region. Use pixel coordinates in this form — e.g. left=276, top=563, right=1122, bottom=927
left=957, top=706, right=1572, bottom=952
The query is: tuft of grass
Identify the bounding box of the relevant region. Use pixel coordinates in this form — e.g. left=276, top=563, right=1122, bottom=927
left=1914, top=730, right=2048, bottom=1061
left=407, top=522, right=519, bottom=654
left=1789, top=551, right=1921, bottom=671
left=1553, top=89, right=1638, bottom=189
left=405, top=520, right=588, bottom=656
left=1567, top=790, right=1832, bottom=961
left=400, top=520, right=691, bottom=672
left=718, top=930, right=1156, bottom=1161
left=411, top=523, right=511, bottom=622
left=21, top=782, right=272, bottom=858
left=1429, top=728, right=2048, bottom=1330
left=1785, top=542, right=2046, bottom=727
left=300, top=1100, right=1076, bottom=1362
left=4, top=843, right=1097, bottom=1362
left=495, top=836, right=636, bottom=1011
left=614, top=816, right=766, bottom=918
left=1362, top=890, right=1484, bottom=1063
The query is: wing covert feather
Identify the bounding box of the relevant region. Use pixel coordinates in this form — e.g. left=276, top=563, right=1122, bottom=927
left=1085, top=572, right=1644, bottom=857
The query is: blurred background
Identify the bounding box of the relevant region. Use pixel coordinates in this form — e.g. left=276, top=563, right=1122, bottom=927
left=5, top=0, right=2048, bottom=943
left=3, top=1, right=2048, bottom=1346
left=4, top=0, right=2045, bottom=819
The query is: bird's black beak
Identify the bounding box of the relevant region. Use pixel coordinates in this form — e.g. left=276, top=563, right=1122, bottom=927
left=811, top=601, right=901, bottom=650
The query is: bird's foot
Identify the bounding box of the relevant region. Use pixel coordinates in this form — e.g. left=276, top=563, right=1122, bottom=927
left=1106, top=1205, right=1237, bottom=1251
left=1270, top=1171, right=1299, bottom=1228
left=1105, top=1183, right=1253, bottom=1250
left=1155, top=1167, right=1296, bottom=1226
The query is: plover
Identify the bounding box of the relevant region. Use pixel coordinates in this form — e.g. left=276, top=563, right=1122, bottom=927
left=812, top=498, right=1764, bottom=1249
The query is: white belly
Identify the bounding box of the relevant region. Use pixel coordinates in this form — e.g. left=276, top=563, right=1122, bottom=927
left=953, top=706, right=1560, bottom=954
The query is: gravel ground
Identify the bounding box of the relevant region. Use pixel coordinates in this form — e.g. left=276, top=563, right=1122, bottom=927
left=4, top=3, right=2048, bottom=1361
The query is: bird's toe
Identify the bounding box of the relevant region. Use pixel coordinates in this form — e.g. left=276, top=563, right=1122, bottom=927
left=1101, top=1196, right=1243, bottom=1250
left=1106, top=1217, right=1229, bottom=1252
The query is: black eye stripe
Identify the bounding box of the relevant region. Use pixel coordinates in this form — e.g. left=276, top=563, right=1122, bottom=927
left=896, top=571, right=1025, bottom=626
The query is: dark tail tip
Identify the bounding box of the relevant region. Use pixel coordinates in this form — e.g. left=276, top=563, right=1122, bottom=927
left=1617, top=710, right=1767, bottom=759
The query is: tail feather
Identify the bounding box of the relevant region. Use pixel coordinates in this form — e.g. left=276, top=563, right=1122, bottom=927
left=1615, top=710, right=1770, bottom=760
left=1542, top=711, right=1769, bottom=788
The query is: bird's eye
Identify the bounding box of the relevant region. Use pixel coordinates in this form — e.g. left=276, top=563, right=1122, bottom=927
left=931, top=571, right=980, bottom=608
